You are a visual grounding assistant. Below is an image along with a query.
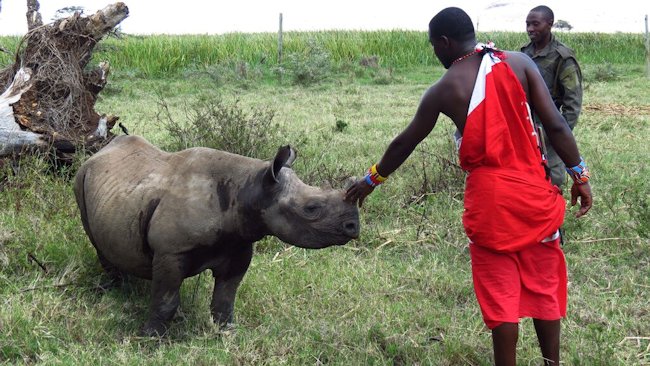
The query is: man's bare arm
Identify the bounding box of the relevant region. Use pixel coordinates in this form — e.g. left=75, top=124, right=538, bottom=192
left=344, top=85, right=442, bottom=206
left=525, top=56, right=591, bottom=217
left=373, top=85, right=442, bottom=176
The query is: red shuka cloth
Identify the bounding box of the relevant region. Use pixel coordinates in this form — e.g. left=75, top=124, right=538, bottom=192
left=470, top=237, right=567, bottom=329
left=459, top=51, right=565, bottom=253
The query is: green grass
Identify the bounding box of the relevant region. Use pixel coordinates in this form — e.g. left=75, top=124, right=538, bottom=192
left=1, top=31, right=649, bottom=364
left=3, top=30, right=643, bottom=78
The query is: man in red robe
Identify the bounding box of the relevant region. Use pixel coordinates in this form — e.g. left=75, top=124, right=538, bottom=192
left=345, top=7, right=592, bottom=366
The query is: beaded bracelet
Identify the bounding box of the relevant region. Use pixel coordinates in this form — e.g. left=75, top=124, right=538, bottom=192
left=566, top=158, right=590, bottom=185
left=364, top=164, right=388, bottom=187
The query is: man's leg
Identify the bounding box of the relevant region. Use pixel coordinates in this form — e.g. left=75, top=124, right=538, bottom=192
left=492, top=322, right=518, bottom=366
left=470, top=244, right=521, bottom=366
left=533, top=318, right=561, bottom=365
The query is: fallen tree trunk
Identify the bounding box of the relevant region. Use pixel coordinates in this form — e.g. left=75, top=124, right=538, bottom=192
left=0, top=2, right=129, bottom=163
left=0, top=68, right=47, bottom=156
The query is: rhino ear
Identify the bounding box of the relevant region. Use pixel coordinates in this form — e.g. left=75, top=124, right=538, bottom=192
left=268, top=145, right=297, bottom=183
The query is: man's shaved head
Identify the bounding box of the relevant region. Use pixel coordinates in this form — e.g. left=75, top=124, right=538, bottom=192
left=428, top=7, right=475, bottom=43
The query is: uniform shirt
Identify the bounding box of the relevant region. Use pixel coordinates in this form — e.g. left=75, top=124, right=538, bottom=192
left=521, top=34, right=583, bottom=130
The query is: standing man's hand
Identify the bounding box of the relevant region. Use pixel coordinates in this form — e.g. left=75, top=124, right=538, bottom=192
left=570, top=182, right=592, bottom=218
left=344, top=180, right=375, bottom=208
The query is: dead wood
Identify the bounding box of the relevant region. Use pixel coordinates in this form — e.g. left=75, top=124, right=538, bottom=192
left=0, top=2, right=129, bottom=163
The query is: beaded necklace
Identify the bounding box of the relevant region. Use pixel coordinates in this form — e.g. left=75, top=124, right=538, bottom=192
left=451, top=49, right=478, bottom=65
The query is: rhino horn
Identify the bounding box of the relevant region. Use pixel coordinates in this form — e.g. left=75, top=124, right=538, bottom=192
left=268, top=145, right=297, bottom=183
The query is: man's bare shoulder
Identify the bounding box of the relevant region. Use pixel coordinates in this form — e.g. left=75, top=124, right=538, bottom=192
left=432, top=66, right=468, bottom=91
left=422, top=76, right=448, bottom=98
left=419, top=65, right=475, bottom=123
left=420, top=73, right=460, bottom=111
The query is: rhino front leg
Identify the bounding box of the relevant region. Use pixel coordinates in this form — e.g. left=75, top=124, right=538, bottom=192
left=141, top=254, right=184, bottom=337
left=211, top=273, right=246, bottom=328
left=211, top=244, right=253, bottom=329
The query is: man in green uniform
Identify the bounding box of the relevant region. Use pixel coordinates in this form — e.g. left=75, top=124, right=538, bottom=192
left=521, top=5, right=583, bottom=188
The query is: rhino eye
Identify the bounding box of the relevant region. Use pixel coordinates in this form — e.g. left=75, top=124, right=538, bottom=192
left=303, top=202, right=324, bottom=218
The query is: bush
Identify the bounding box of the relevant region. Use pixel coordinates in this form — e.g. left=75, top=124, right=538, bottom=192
left=157, top=94, right=283, bottom=159
left=276, top=39, right=332, bottom=86
left=591, top=63, right=619, bottom=82
left=185, top=61, right=263, bottom=89
left=370, top=67, right=400, bottom=85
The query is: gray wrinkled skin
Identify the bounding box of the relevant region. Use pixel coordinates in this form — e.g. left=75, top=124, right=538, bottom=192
left=74, top=135, right=359, bottom=336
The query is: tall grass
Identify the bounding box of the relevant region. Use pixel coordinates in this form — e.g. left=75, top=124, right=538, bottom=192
left=3, top=30, right=642, bottom=78
left=102, top=31, right=648, bottom=76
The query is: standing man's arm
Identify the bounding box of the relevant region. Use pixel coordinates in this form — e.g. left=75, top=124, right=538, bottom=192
left=344, top=85, right=442, bottom=207
left=557, top=57, right=582, bottom=130
left=372, top=86, right=441, bottom=176
left=525, top=57, right=592, bottom=217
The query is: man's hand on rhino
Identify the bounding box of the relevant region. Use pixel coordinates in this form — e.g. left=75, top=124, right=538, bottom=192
left=344, top=179, right=374, bottom=208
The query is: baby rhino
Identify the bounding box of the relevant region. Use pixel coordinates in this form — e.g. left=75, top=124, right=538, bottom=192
left=74, top=135, right=359, bottom=336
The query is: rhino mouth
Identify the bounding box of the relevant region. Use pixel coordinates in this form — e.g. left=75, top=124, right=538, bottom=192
left=278, top=211, right=360, bottom=249
left=330, top=233, right=358, bottom=246
left=296, top=227, right=359, bottom=249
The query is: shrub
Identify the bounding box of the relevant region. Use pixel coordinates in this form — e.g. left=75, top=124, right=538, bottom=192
left=334, top=119, right=348, bottom=132
left=370, top=67, right=400, bottom=85
left=158, top=94, right=283, bottom=159
left=403, top=136, right=466, bottom=203
left=591, top=63, right=619, bottom=82
left=186, top=61, right=263, bottom=89
left=276, top=39, right=332, bottom=86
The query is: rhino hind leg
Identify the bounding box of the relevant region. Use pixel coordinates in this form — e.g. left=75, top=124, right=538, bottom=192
left=96, top=252, right=125, bottom=291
